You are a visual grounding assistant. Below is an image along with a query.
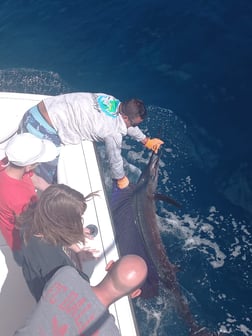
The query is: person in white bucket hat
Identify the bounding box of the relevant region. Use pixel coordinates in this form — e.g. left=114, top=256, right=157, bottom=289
left=0, top=133, right=58, bottom=256
left=5, top=133, right=58, bottom=166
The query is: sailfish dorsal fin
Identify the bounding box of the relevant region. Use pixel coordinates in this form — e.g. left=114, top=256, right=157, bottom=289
left=154, top=193, right=182, bottom=208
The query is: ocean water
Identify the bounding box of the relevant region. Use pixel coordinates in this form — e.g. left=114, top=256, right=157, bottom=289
left=0, top=1, right=251, bottom=335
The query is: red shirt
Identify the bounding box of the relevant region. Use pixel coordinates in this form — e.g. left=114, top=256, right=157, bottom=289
left=0, top=168, right=37, bottom=250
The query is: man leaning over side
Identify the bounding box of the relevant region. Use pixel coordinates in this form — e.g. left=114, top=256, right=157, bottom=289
left=19, top=92, right=164, bottom=187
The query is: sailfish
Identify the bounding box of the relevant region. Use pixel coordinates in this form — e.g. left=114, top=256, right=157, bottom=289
left=110, top=152, right=221, bottom=336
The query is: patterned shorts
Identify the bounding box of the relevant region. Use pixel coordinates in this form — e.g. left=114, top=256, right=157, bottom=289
left=18, top=105, right=61, bottom=183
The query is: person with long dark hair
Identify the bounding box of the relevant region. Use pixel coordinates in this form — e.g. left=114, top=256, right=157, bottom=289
left=16, top=183, right=98, bottom=301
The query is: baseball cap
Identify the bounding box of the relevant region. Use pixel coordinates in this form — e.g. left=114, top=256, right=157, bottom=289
left=5, top=133, right=58, bottom=166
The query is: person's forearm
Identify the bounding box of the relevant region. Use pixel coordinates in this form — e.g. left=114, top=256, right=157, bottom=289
left=31, top=174, right=50, bottom=191
left=104, top=137, right=125, bottom=179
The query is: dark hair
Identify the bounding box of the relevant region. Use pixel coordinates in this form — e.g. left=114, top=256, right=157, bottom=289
left=16, top=184, right=98, bottom=247
left=0, top=159, right=23, bottom=171
left=121, top=99, right=147, bottom=121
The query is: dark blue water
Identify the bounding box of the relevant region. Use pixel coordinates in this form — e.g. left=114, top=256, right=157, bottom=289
left=1, top=1, right=251, bottom=335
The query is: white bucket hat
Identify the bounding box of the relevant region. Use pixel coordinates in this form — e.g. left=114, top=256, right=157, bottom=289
left=5, top=133, right=58, bottom=166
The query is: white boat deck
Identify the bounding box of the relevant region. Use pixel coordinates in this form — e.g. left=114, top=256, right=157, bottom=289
left=0, top=92, right=139, bottom=336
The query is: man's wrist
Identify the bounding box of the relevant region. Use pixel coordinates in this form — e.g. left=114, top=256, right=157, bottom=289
left=142, top=137, right=149, bottom=145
